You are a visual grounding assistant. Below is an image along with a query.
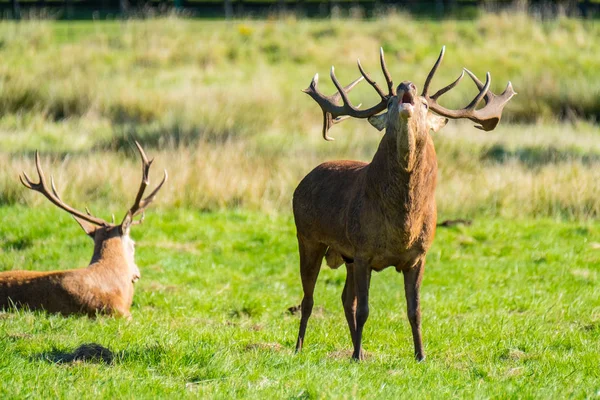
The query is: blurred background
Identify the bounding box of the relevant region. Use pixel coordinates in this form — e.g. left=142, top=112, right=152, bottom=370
left=0, top=0, right=599, bottom=220
left=1, top=0, right=600, bottom=19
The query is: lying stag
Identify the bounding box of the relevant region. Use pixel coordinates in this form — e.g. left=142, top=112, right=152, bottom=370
left=294, top=47, right=515, bottom=360
left=0, top=142, right=167, bottom=318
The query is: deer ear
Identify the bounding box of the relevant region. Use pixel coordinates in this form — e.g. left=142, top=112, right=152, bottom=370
left=427, top=114, right=448, bottom=133
left=368, top=112, right=387, bottom=132
left=72, top=216, right=97, bottom=238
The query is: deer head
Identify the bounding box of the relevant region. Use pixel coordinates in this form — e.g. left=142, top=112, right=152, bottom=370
left=303, top=46, right=516, bottom=141
left=20, top=142, right=167, bottom=283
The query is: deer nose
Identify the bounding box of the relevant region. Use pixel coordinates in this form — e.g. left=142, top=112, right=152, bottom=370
left=397, top=81, right=417, bottom=105
left=397, top=81, right=416, bottom=95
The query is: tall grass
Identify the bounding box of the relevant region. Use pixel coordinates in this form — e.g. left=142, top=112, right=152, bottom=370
left=3, top=122, right=600, bottom=219
left=0, top=15, right=599, bottom=219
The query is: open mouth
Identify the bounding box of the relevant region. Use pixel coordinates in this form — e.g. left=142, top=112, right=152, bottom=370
left=401, top=91, right=415, bottom=105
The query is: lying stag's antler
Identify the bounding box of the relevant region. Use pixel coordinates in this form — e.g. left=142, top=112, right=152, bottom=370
left=303, top=48, right=396, bottom=141
left=422, top=46, right=516, bottom=131
left=121, top=141, right=168, bottom=227
left=20, top=153, right=111, bottom=227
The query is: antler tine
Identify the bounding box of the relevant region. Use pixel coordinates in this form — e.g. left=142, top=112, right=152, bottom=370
left=131, top=212, right=145, bottom=226
left=330, top=74, right=364, bottom=104
left=330, top=66, right=363, bottom=113
left=20, top=151, right=109, bottom=226
left=462, top=71, right=491, bottom=111
left=357, top=58, right=387, bottom=99
left=422, top=45, right=445, bottom=97
left=19, top=172, right=34, bottom=190
left=303, top=72, right=364, bottom=141
left=135, top=170, right=168, bottom=214
left=379, top=47, right=395, bottom=96
left=129, top=141, right=152, bottom=214
left=50, top=176, right=62, bottom=201
left=122, top=142, right=167, bottom=226
left=464, top=67, right=517, bottom=104
left=431, top=70, right=464, bottom=100
left=423, top=47, right=516, bottom=132
left=303, top=49, right=396, bottom=140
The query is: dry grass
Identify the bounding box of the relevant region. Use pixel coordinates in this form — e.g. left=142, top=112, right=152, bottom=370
left=3, top=121, right=600, bottom=220
left=0, top=15, right=599, bottom=219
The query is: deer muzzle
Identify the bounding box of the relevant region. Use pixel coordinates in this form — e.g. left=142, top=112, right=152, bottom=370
left=397, top=81, right=417, bottom=119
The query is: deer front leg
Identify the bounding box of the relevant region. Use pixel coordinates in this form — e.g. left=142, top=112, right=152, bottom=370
left=403, top=258, right=425, bottom=361
left=295, top=237, right=327, bottom=353
left=352, top=260, right=371, bottom=361
left=341, top=263, right=359, bottom=352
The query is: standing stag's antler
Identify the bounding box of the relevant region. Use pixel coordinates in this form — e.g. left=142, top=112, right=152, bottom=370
left=422, top=46, right=516, bottom=131
left=121, top=141, right=168, bottom=227
left=303, top=48, right=396, bottom=141
left=20, top=153, right=111, bottom=226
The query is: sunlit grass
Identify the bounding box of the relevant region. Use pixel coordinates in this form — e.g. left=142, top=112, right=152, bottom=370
left=1, top=15, right=599, bottom=218
left=1, top=207, right=599, bottom=398
left=2, top=121, right=600, bottom=219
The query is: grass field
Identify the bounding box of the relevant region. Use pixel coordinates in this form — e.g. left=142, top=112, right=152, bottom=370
left=1, top=208, right=600, bottom=398
left=0, top=12, right=599, bottom=399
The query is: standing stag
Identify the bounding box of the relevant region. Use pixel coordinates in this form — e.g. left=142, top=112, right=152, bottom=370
left=0, top=142, right=167, bottom=318
left=293, top=47, right=515, bottom=360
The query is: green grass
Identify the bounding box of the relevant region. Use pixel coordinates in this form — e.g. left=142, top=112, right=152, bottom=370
left=1, top=206, right=599, bottom=398
left=0, top=15, right=599, bottom=398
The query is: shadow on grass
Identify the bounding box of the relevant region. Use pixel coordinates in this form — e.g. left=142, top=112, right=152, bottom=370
left=33, top=343, right=114, bottom=365
left=96, top=122, right=243, bottom=152
left=480, top=144, right=600, bottom=168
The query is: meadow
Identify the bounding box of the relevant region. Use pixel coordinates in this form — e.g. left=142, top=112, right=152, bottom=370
left=0, top=12, right=599, bottom=398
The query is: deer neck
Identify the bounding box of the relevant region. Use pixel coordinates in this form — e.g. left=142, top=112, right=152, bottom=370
left=88, top=235, right=138, bottom=282
left=366, top=122, right=436, bottom=216
left=90, top=236, right=122, bottom=265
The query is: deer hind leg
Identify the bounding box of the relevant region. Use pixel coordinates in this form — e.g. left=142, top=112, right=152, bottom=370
left=403, top=258, right=425, bottom=361
left=352, top=260, right=372, bottom=361
left=295, top=236, right=326, bottom=353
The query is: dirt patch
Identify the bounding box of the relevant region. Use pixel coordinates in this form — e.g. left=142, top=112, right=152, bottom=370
left=499, top=348, right=527, bottom=361
left=7, top=333, right=32, bottom=340
left=144, top=282, right=179, bottom=292
left=152, top=241, right=201, bottom=255
left=244, top=343, right=283, bottom=352
left=327, top=349, right=369, bottom=360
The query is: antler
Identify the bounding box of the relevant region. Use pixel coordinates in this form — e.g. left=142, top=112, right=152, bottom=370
left=121, top=141, right=168, bottom=226
left=20, top=152, right=110, bottom=226
left=422, top=46, right=516, bottom=131
left=303, top=48, right=395, bottom=140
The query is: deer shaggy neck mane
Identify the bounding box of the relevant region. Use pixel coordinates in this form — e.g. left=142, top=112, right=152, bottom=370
left=366, top=117, right=438, bottom=250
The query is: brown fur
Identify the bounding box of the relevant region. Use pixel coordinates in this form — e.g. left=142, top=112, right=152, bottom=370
left=0, top=225, right=137, bottom=318
left=293, top=82, right=446, bottom=361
